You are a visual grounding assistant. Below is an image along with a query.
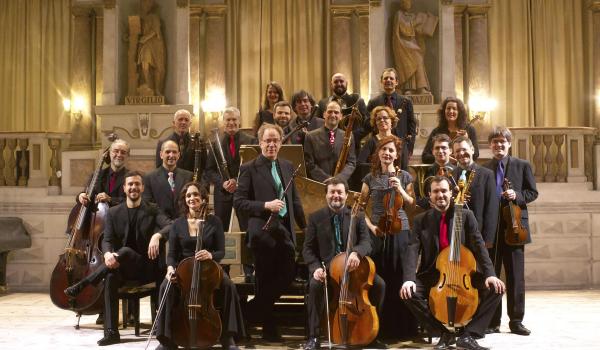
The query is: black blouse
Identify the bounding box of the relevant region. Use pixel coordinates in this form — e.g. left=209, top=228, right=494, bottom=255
left=167, top=215, right=225, bottom=267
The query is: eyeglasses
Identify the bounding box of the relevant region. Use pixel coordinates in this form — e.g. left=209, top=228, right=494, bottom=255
left=261, top=138, right=281, bottom=145
left=375, top=116, right=390, bottom=121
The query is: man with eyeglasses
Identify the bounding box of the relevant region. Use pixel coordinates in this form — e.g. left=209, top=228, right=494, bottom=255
left=233, top=123, right=306, bottom=341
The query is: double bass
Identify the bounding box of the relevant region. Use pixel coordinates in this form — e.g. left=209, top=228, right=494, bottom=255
left=429, top=172, right=478, bottom=328
left=50, top=135, right=118, bottom=319
left=171, top=203, right=223, bottom=348
left=328, top=195, right=379, bottom=346
left=502, top=178, right=528, bottom=245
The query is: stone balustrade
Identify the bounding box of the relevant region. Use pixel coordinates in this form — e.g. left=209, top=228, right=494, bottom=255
left=510, top=127, right=598, bottom=185
left=0, top=133, right=70, bottom=191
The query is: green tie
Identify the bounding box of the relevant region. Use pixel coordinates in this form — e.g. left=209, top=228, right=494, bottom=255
left=271, top=161, right=287, bottom=217
left=333, top=214, right=342, bottom=254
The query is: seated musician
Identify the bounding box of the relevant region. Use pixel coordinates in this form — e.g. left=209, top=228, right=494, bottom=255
left=415, top=134, right=456, bottom=209
left=302, top=177, right=385, bottom=350
left=304, top=100, right=356, bottom=183
left=360, top=135, right=417, bottom=339
left=399, top=176, right=505, bottom=350
left=154, top=182, right=244, bottom=350
left=64, top=171, right=171, bottom=346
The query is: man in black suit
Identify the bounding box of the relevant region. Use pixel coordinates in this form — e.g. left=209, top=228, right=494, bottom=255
left=415, top=134, right=456, bottom=209
left=304, top=100, right=356, bottom=183
left=366, top=68, right=417, bottom=170
left=285, top=90, right=324, bottom=145
left=155, top=109, right=206, bottom=174
left=484, top=126, right=538, bottom=336
left=77, top=139, right=129, bottom=208
left=144, top=140, right=193, bottom=220
left=302, top=177, right=385, bottom=350
left=452, top=135, right=498, bottom=247
left=315, top=73, right=369, bottom=149
left=64, top=171, right=171, bottom=346
left=233, top=123, right=306, bottom=341
left=204, top=107, right=257, bottom=231
left=400, top=176, right=505, bottom=350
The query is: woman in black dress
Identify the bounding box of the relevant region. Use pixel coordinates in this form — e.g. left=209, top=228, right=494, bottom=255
left=421, top=96, right=479, bottom=163
left=252, top=81, right=285, bottom=134
left=155, top=182, right=244, bottom=350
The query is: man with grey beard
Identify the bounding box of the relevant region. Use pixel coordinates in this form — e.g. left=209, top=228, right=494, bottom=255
left=301, top=177, right=385, bottom=350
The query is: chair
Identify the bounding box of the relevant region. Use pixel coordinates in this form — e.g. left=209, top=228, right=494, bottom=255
left=117, top=282, right=157, bottom=336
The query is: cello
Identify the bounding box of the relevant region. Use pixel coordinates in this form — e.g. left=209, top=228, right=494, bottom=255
left=50, top=135, right=117, bottom=318
left=376, top=166, right=404, bottom=236
left=328, top=194, right=379, bottom=346
left=429, top=171, right=478, bottom=328
left=171, top=203, right=223, bottom=348
left=502, top=178, right=528, bottom=245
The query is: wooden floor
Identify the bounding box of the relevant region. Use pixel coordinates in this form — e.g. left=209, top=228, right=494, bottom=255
left=1, top=290, right=598, bottom=349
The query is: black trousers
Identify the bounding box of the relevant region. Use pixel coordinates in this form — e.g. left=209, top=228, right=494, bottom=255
left=306, top=273, right=386, bottom=338
left=250, top=222, right=296, bottom=330
left=489, top=235, right=526, bottom=327
left=214, top=191, right=233, bottom=232
left=82, top=247, right=160, bottom=332
left=402, top=275, right=502, bottom=338
left=155, top=267, right=246, bottom=347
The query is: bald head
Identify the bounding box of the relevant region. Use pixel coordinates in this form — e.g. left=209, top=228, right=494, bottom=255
left=331, top=73, right=348, bottom=96
left=172, top=109, right=192, bottom=135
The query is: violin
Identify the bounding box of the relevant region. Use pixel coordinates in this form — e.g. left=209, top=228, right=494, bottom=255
left=171, top=203, right=223, bottom=348
left=376, top=167, right=404, bottom=236
left=282, top=119, right=310, bottom=144
left=327, top=194, right=379, bottom=346
left=429, top=174, right=478, bottom=328
left=50, top=134, right=118, bottom=316
left=502, top=178, right=528, bottom=246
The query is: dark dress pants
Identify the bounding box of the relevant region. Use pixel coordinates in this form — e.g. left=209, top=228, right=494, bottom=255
left=402, top=274, right=502, bottom=338
left=306, top=273, right=385, bottom=338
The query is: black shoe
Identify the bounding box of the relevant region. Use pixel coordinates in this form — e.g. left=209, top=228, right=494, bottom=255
left=97, top=329, right=120, bottom=346
left=367, top=339, right=387, bottom=349
left=244, top=275, right=255, bottom=283
left=303, top=337, right=320, bottom=350
left=485, top=326, right=500, bottom=334
left=262, top=326, right=282, bottom=342
left=95, top=313, right=104, bottom=325
left=456, top=335, right=488, bottom=350
left=509, top=322, right=531, bottom=336
left=64, top=280, right=88, bottom=298
left=221, top=336, right=240, bottom=350
left=434, top=332, right=456, bottom=350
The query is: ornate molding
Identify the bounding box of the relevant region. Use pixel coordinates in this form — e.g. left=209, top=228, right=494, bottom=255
left=177, top=0, right=189, bottom=8
left=330, top=5, right=369, bottom=17
left=466, top=4, right=491, bottom=16
left=103, top=0, right=115, bottom=9
left=590, top=1, right=600, bottom=12
left=189, top=4, right=227, bottom=17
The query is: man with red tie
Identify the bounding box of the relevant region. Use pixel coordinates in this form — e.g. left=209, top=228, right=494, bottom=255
left=400, top=176, right=505, bottom=350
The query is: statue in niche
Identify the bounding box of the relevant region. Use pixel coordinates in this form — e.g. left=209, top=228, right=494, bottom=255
left=127, top=0, right=165, bottom=98
left=392, top=0, right=438, bottom=95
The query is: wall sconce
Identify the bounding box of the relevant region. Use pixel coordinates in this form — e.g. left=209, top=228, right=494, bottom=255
left=63, top=97, right=85, bottom=125
left=468, top=95, right=497, bottom=125
left=201, top=90, right=227, bottom=129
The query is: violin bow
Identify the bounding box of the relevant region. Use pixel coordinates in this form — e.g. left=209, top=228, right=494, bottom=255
left=144, top=277, right=174, bottom=350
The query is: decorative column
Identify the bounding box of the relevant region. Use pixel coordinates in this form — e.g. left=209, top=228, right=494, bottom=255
left=591, top=1, right=600, bottom=128
left=439, top=0, right=457, bottom=100
left=466, top=4, right=491, bottom=99
left=454, top=4, right=466, bottom=100
left=357, top=6, right=370, bottom=98
left=330, top=7, right=354, bottom=89
left=0, top=139, right=5, bottom=186
left=17, top=139, right=29, bottom=186
left=175, top=0, right=191, bottom=105
left=101, top=0, right=119, bottom=105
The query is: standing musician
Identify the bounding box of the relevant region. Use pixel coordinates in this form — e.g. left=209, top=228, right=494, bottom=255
left=144, top=140, right=193, bottom=220
left=360, top=135, right=417, bottom=339
left=203, top=107, right=257, bottom=231
left=155, top=182, right=245, bottom=350
left=452, top=135, right=498, bottom=247
left=304, top=100, right=356, bottom=183
left=233, top=123, right=306, bottom=341
left=366, top=68, right=417, bottom=170
left=400, top=176, right=505, bottom=350
left=415, top=134, right=456, bottom=209
left=302, top=177, right=385, bottom=350
left=77, top=139, right=130, bottom=208
left=484, top=126, right=537, bottom=336
left=273, top=101, right=294, bottom=132
left=64, top=171, right=171, bottom=346
left=156, top=109, right=206, bottom=174
left=286, top=90, right=324, bottom=145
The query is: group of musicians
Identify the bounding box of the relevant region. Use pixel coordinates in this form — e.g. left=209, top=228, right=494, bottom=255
left=62, top=68, right=538, bottom=350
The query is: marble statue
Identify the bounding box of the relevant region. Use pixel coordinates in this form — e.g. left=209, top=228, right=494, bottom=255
left=392, top=0, right=438, bottom=95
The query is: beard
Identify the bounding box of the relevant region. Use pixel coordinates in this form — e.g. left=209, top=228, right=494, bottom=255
left=328, top=200, right=345, bottom=211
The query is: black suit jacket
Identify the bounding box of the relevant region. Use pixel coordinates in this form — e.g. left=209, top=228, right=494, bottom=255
left=366, top=92, right=417, bottom=153
left=302, top=206, right=372, bottom=276
left=453, top=164, right=499, bottom=245
left=102, top=200, right=171, bottom=254
left=143, top=166, right=193, bottom=220
left=414, top=163, right=457, bottom=209
left=167, top=215, right=225, bottom=267
left=233, top=155, right=306, bottom=249
left=483, top=156, right=538, bottom=244
left=402, top=207, right=496, bottom=283
left=156, top=132, right=206, bottom=173
left=316, top=93, right=369, bottom=145
left=76, top=166, right=127, bottom=207
left=304, top=127, right=356, bottom=182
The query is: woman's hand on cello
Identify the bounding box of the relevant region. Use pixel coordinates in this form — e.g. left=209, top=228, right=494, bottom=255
left=399, top=281, right=416, bottom=299
left=166, top=266, right=177, bottom=282
left=313, top=268, right=326, bottom=282
left=195, top=249, right=212, bottom=261
left=347, top=252, right=360, bottom=272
